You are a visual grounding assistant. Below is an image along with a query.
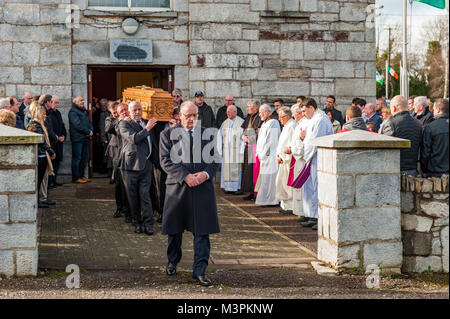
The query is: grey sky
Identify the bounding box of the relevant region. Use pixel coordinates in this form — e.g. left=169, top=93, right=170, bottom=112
left=376, top=0, right=448, bottom=53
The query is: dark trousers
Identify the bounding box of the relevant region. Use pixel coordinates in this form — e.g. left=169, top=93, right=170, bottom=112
left=121, top=161, right=154, bottom=228
left=71, top=141, right=89, bottom=181
left=167, top=233, right=210, bottom=277
left=114, top=167, right=129, bottom=214
left=37, top=157, right=48, bottom=196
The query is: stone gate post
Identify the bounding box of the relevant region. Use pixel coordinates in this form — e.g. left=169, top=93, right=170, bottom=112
left=310, top=130, right=410, bottom=274
left=0, top=125, right=43, bottom=276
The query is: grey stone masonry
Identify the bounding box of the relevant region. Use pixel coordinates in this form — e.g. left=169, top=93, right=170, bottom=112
left=0, top=124, right=42, bottom=277
left=310, top=130, right=410, bottom=274
left=401, top=174, right=449, bottom=273
left=1, top=0, right=377, bottom=180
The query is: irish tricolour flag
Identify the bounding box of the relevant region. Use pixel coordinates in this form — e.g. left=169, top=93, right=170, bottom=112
left=376, top=71, right=384, bottom=85
left=412, top=0, right=446, bottom=9
left=388, top=66, right=399, bottom=80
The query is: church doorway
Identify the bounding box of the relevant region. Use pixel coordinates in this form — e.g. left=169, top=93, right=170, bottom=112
left=86, top=65, right=174, bottom=177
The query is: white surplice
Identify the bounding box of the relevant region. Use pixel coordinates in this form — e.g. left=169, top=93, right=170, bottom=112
left=290, top=117, right=309, bottom=216
left=300, top=109, right=334, bottom=218
left=275, top=118, right=298, bottom=210
left=217, top=116, right=245, bottom=192
left=255, top=119, right=281, bottom=205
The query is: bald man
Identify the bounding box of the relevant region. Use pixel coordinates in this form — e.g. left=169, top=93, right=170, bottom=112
left=380, top=95, right=423, bottom=176
left=159, top=101, right=220, bottom=287
left=69, top=96, right=93, bottom=183
left=215, top=94, right=244, bottom=129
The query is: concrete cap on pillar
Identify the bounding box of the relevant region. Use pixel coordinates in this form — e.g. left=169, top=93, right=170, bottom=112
left=309, top=130, right=411, bottom=149
left=0, top=124, right=43, bottom=145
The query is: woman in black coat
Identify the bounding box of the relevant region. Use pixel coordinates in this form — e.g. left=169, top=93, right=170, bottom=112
left=159, top=101, right=220, bottom=286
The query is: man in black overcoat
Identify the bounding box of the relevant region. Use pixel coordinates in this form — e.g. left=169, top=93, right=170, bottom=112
left=159, top=101, right=220, bottom=287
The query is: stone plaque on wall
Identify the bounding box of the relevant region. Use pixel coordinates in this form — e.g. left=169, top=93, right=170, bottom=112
left=110, top=39, right=153, bottom=63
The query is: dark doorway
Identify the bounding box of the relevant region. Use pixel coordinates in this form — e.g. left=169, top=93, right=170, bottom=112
left=87, top=65, right=174, bottom=177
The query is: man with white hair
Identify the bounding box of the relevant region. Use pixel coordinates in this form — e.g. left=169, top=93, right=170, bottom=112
left=48, top=95, right=67, bottom=188
left=413, top=96, right=434, bottom=127
left=275, top=106, right=298, bottom=214
left=217, top=105, right=245, bottom=194
left=69, top=96, right=93, bottom=183
left=159, top=101, right=220, bottom=287
left=19, top=92, right=33, bottom=124
left=0, top=98, right=11, bottom=110
left=287, top=103, right=308, bottom=220
left=363, top=102, right=383, bottom=131
left=255, top=104, right=281, bottom=206
left=240, top=99, right=262, bottom=201
left=381, top=95, right=423, bottom=176
left=118, top=101, right=158, bottom=235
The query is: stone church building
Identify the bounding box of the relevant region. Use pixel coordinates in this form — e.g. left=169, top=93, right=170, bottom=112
left=0, top=0, right=376, bottom=179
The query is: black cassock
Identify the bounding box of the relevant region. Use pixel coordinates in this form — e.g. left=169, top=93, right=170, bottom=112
left=240, top=113, right=262, bottom=193
left=159, top=124, right=220, bottom=236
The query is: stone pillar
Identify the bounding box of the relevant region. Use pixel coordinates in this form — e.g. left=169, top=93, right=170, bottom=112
left=310, top=130, right=410, bottom=274
left=0, top=125, right=42, bottom=276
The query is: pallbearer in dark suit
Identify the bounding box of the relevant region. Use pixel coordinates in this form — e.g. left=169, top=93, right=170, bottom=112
left=159, top=101, right=220, bottom=287
left=118, top=101, right=158, bottom=235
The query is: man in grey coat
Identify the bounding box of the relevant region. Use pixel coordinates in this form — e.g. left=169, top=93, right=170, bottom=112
left=159, top=101, right=220, bottom=287
left=118, top=101, right=158, bottom=235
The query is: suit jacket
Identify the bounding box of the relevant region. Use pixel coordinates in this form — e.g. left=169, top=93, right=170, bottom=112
left=118, top=118, right=158, bottom=171
left=159, top=124, right=220, bottom=236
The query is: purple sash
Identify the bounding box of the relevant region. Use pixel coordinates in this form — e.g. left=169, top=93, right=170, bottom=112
left=290, top=160, right=312, bottom=189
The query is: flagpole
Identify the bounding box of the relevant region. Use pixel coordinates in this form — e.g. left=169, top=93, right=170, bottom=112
left=401, top=0, right=409, bottom=99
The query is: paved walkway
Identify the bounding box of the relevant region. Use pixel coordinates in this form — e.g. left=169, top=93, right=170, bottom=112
left=38, top=178, right=316, bottom=271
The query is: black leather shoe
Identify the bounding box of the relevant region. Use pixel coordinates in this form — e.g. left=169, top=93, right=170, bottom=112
left=280, top=210, right=294, bottom=215
left=243, top=194, right=255, bottom=201
left=125, top=215, right=132, bottom=223
left=233, top=191, right=244, bottom=195
left=144, top=226, right=154, bottom=235
left=193, top=275, right=212, bottom=287
left=48, top=184, right=57, bottom=190
left=38, top=201, right=49, bottom=208
left=113, top=210, right=122, bottom=218
left=55, top=182, right=63, bottom=186
left=311, top=223, right=318, bottom=231
left=166, top=263, right=177, bottom=276
left=134, top=225, right=143, bottom=234
left=298, top=216, right=309, bottom=223
left=42, top=199, right=56, bottom=205
left=301, top=219, right=318, bottom=228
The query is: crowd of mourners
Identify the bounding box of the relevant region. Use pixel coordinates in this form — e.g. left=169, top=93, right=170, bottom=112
left=0, top=91, right=448, bottom=233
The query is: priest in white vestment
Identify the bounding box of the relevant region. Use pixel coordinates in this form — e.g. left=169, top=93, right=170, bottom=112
left=255, top=104, right=281, bottom=206
left=275, top=106, right=298, bottom=214
left=288, top=103, right=309, bottom=220
left=297, top=98, right=334, bottom=229
left=217, top=105, right=245, bottom=193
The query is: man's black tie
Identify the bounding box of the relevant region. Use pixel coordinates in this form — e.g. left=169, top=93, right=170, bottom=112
left=189, top=130, right=194, bottom=164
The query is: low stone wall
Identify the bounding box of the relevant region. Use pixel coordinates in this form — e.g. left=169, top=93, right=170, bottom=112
left=0, top=125, right=42, bottom=277
left=401, top=174, right=449, bottom=273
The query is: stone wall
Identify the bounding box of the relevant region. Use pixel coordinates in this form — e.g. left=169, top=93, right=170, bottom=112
left=401, top=174, right=449, bottom=273
left=313, top=131, right=409, bottom=274
left=0, top=125, right=42, bottom=277
left=0, top=0, right=74, bottom=180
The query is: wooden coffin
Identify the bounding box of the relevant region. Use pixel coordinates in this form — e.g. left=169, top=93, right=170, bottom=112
left=122, top=86, right=173, bottom=122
